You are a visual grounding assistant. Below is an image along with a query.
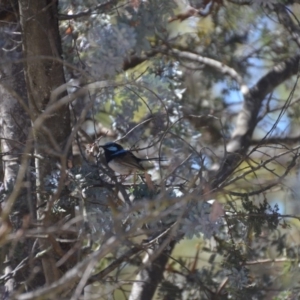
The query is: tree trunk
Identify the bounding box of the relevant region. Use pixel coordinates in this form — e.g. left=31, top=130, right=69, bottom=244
left=18, top=0, right=71, bottom=285
left=129, top=240, right=176, bottom=300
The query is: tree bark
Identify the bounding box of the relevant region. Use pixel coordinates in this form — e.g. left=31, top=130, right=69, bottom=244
left=129, top=240, right=176, bottom=300
left=18, top=0, right=71, bottom=285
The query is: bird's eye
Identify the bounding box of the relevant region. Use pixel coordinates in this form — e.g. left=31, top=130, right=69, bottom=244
left=107, top=146, right=118, bottom=151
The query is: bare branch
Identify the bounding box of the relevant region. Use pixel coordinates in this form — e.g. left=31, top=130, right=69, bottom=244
left=171, top=48, right=249, bottom=96
left=213, top=54, right=300, bottom=188
left=250, top=135, right=300, bottom=145
left=15, top=237, right=119, bottom=300
left=58, top=0, right=119, bottom=20
left=275, top=4, right=300, bottom=48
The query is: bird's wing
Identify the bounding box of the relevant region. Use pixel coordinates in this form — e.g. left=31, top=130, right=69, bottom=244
left=111, top=151, right=145, bottom=170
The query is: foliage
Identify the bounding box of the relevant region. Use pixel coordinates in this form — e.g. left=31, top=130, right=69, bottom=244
left=1, top=0, right=300, bottom=299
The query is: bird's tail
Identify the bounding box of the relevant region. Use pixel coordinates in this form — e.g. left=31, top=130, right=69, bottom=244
left=140, top=157, right=167, bottom=162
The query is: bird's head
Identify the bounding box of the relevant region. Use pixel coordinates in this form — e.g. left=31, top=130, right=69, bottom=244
left=99, top=142, right=125, bottom=161
left=100, top=142, right=124, bottom=152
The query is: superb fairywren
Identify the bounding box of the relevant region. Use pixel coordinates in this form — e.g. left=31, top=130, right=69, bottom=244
left=100, top=142, right=164, bottom=175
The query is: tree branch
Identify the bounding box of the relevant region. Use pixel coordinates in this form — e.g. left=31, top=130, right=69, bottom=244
left=171, top=48, right=249, bottom=96
left=58, top=0, right=119, bottom=20
left=129, top=240, right=176, bottom=300
left=15, top=236, right=119, bottom=300
left=275, top=3, right=300, bottom=48
left=250, top=135, right=300, bottom=145
left=213, top=54, right=300, bottom=188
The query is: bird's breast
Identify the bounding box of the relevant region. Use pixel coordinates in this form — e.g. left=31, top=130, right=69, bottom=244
left=108, top=159, right=136, bottom=175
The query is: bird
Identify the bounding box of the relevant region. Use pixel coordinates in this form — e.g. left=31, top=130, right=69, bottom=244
left=99, top=142, right=164, bottom=175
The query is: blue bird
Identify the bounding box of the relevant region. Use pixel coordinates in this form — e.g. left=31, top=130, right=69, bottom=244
left=100, top=142, right=164, bottom=175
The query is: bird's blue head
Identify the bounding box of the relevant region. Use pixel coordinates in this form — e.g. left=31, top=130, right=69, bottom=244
left=100, top=142, right=126, bottom=162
